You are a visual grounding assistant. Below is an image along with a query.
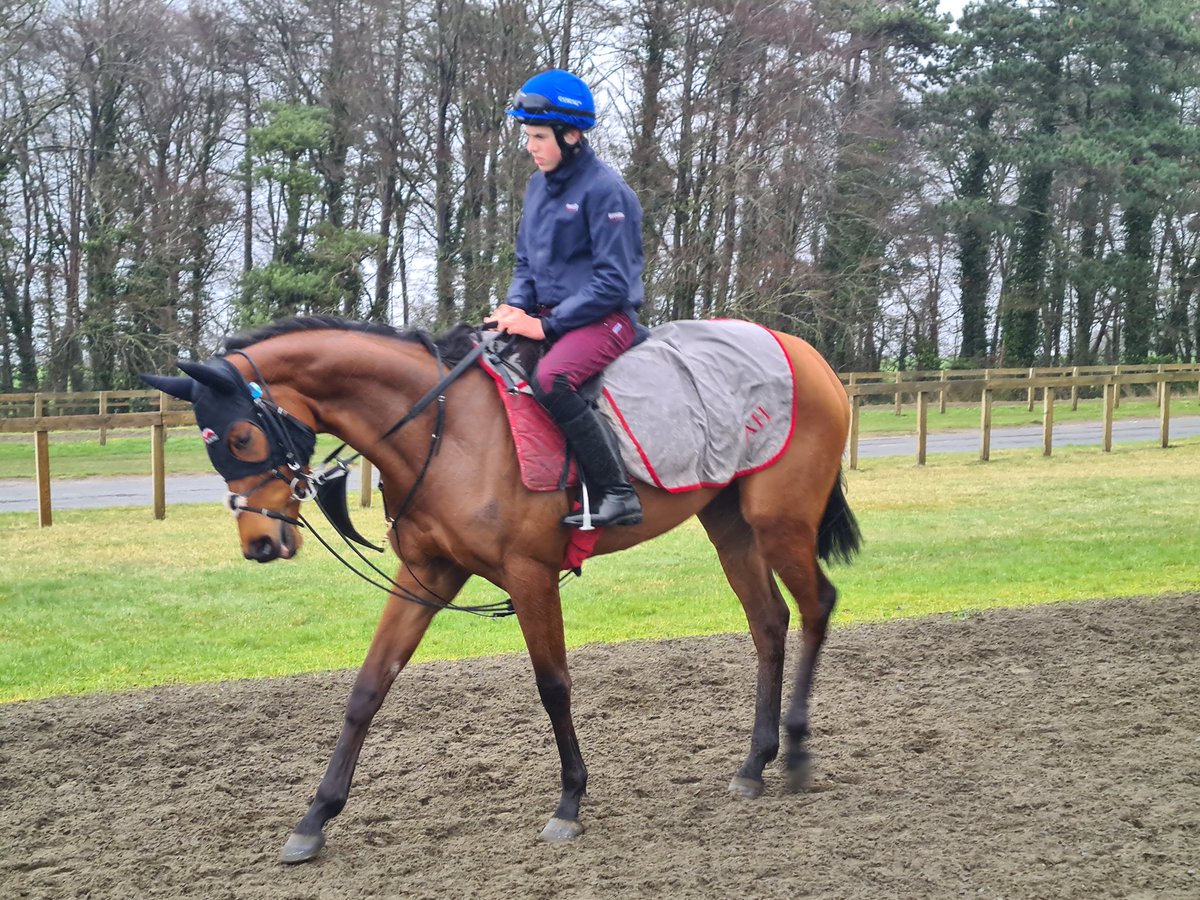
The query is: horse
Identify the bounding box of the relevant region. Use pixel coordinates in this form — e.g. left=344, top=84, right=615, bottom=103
left=142, top=315, right=861, bottom=863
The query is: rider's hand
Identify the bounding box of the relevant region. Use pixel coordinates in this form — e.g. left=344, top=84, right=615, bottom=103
left=503, top=312, right=546, bottom=340
left=486, top=304, right=545, bottom=340
left=484, top=303, right=519, bottom=330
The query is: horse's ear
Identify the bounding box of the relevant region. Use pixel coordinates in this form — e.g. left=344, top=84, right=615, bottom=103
left=140, top=372, right=195, bottom=402
left=178, top=359, right=240, bottom=394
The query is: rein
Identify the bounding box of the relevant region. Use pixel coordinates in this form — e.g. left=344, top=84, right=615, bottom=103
left=230, top=338, right=515, bottom=618
left=317, top=340, right=486, bottom=520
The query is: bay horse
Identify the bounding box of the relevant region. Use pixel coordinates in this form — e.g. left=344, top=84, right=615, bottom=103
left=143, top=316, right=860, bottom=863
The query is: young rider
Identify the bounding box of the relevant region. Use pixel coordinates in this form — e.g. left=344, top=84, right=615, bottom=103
left=486, top=69, right=648, bottom=528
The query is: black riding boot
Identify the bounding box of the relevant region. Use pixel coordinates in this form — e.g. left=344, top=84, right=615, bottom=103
left=537, top=377, right=643, bottom=528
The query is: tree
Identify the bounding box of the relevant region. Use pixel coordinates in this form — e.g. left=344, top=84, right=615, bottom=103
left=238, top=102, right=380, bottom=325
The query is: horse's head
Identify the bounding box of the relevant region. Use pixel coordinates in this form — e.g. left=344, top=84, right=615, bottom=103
left=142, top=357, right=317, bottom=563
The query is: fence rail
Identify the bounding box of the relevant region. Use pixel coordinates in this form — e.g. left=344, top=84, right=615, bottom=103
left=844, top=370, right=1200, bottom=469
left=3, top=365, right=1200, bottom=527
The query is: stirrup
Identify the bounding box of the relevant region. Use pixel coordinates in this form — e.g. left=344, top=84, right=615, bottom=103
left=562, top=484, right=643, bottom=529
left=574, top=482, right=597, bottom=532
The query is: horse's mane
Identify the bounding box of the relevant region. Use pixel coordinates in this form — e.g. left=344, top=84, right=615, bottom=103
left=221, top=315, right=478, bottom=366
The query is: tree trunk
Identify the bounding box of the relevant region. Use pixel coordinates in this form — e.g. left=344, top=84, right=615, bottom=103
left=1121, top=201, right=1156, bottom=363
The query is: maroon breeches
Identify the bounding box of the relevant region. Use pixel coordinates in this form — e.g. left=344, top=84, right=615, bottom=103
left=534, top=309, right=636, bottom=394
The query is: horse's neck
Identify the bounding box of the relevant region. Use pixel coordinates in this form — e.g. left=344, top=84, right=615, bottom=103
left=264, top=336, right=443, bottom=467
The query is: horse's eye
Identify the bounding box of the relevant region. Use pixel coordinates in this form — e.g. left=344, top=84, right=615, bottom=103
left=228, top=424, right=267, bottom=462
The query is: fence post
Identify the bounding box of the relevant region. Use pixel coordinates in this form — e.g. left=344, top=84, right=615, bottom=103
left=1160, top=377, right=1171, bottom=448
left=938, top=370, right=948, bottom=414
left=894, top=370, right=903, bottom=416
left=980, top=386, right=992, bottom=461
left=1071, top=366, right=1080, bottom=411
left=35, top=427, right=52, bottom=527
left=1103, top=380, right=1115, bottom=452
left=1042, top=383, right=1054, bottom=457
left=916, top=390, right=928, bottom=466
left=99, top=391, right=109, bottom=446
left=1156, top=364, right=1165, bottom=409
left=360, top=458, right=373, bottom=508
left=1113, top=365, right=1121, bottom=408
left=849, top=393, right=860, bottom=471
left=1027, top=367, right=1036, bottom=411
left=152, top=418, right=166, bottom=520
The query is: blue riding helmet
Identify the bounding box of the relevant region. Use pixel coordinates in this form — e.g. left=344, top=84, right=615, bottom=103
left=507, top=69, right=596, bottom=132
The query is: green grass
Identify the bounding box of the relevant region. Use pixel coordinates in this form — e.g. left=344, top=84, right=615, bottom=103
left=2, top=440, right=1197, bottom=703
left=2, top=395, right=1195, bottom=478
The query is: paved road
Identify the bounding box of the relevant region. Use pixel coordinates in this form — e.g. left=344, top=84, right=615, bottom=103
left=856, top=414, right=1200, bottom=459
left=2, top=415, right=1197, bottom=514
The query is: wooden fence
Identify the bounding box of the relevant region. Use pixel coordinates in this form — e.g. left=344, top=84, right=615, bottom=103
left=3, top=363, right=1199, bottom=527
left=844, top=368, right=1200, bottom=469
left=1, top=391, right=193, bottom=527
left=841, top=362, right=1200, bottom=415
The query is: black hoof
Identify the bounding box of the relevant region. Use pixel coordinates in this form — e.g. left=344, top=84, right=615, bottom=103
left=786, top=754, right=813, bottom=793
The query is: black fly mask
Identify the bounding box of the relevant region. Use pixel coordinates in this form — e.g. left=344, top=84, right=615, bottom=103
left=142, top=357, right=316, bottom=483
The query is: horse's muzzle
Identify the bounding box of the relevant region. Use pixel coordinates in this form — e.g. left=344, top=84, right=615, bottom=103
left=244, top=522, right=300, bottom=563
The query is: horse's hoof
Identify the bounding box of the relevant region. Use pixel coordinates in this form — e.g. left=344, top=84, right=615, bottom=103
left=786, top=756, right=813, bottom=793
left=539, top=817, right=584, bottom=842
left=280, top=830, right=325, bottom=864
left=728, top=775, right=764, bottom=799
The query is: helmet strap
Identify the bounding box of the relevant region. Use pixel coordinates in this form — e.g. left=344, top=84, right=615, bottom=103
left=553, top=126, right=585, bottom=159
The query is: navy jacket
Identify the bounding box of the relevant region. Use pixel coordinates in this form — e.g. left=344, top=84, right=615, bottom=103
left=506, top=145, right=648, bottom=341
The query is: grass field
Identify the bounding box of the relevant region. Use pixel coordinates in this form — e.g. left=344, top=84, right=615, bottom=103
left=1, top=394, right=1197, bottom=479
left=2, top=440, right=1197, bottom=703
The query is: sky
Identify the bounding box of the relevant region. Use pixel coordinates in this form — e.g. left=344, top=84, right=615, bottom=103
left=940, top=0, right=966, bottom=20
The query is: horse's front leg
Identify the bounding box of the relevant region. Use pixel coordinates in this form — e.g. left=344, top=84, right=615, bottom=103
left=280, top=562, right=467, bottom=863
left=509, top=563, right=588, bottom=842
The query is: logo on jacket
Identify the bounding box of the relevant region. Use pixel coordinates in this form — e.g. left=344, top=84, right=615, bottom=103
left=565, top=203, right=579, bottom=213
left=607, top=211, right=626, bottom=222
left=201, top=427, right=220, bottom=445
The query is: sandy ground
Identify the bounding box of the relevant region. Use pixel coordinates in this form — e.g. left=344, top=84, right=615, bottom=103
left=1, top=594, right=1197, bottom=899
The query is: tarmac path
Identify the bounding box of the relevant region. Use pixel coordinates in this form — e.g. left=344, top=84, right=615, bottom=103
left=2, top=415, right=1197, bottom=514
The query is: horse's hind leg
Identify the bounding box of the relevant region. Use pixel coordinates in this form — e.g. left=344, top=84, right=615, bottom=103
left=280, top=560, right=468, bottom=863
left=698, top=488, right=790, bottom=799
left=754, top=524, right=836, bottom=791
left=781, top=566, right=836, bottom=789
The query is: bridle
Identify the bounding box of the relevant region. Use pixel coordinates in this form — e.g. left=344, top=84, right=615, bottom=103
left=218, top=349, right=321, bottom=528
left=219, top=339, right=517, bottom=618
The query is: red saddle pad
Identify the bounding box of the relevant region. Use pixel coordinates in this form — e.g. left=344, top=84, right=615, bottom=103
left=479, top=355, right=600, bottom=571
left=479, top=355, right=578, bottom=491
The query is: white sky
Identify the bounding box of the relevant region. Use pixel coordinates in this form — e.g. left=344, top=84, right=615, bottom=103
left=940, top=0, right=966, bottom=20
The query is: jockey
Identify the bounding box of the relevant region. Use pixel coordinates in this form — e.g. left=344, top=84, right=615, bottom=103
left=487, top=69, right=648, bottom=528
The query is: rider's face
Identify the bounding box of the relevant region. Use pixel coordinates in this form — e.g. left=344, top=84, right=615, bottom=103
left=523, top=125, right=578, bottom=172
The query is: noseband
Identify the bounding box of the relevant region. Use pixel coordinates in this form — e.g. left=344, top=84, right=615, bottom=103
left=222, top=469, right=311, bottom=527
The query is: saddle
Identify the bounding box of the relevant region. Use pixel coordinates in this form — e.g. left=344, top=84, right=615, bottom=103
left=479, top=333, right=598, bottom=492
left=478, top=319, right=796, bottom=494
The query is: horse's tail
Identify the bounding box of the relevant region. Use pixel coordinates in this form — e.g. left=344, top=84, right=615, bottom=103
left=817, top=468, right=862, bottom=565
